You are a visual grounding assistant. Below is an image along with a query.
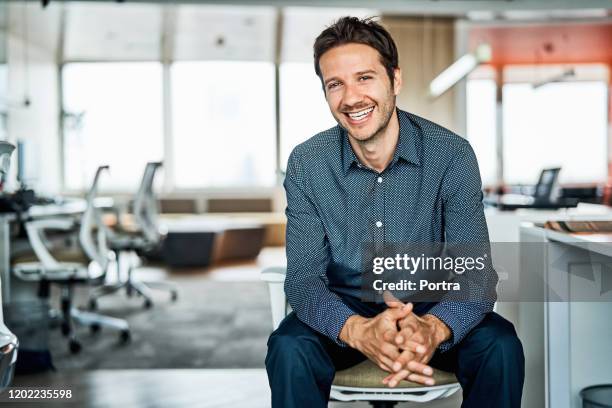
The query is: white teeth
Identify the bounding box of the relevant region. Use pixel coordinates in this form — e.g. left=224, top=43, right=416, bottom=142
left=348, top=107, right=374, bottom=120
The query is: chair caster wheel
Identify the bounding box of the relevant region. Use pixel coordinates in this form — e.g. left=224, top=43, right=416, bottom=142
left=90, top=323, right=101, bottom=334
left=69, top=340, right=82, bottom=354
left=119, top=330, right=131, bottom=344
left=144, top=299, right=153, bottom=309
left=88, top=299, right=97, bottom=311
left=171, top=291, right=178, bottom=302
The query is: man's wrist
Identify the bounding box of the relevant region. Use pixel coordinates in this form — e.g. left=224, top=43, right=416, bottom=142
left=423, top=314, right=452, bottom=347
left=339, top=314, right=366, bottom=347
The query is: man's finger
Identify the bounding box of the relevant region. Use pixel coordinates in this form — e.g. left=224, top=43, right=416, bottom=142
left=385, top=369, right=411, bottom=388
left=406, top=360, right=434, bottom=376
left=408, top=373, right=435, bottom=386
left=391, top=348, right=416, bottom=372
left=377, top=355, right=396, bottom=373
left=394, top=338, right=426, bottom=355
left=385, top=303, right=413, bottom=321
left=398, top=313, right=419, bottom=329
left=383, top=291, right=403, bottom=308
left=380, top=342, right=401, bottom=361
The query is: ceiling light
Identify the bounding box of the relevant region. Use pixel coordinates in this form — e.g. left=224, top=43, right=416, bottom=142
left=429, top=43, right=491, bottom=98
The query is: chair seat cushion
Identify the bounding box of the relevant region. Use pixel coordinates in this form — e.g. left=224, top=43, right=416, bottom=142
left=12, top=249, right=89, bottom=265
left=333, top=359, right=457, bottom=389
left=13, top=262, right=89, bottom=282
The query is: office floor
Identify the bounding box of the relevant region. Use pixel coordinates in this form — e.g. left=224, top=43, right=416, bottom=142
left=11, top=369, right=462, bottom=407
left=10, top=248, right=462, bottom=407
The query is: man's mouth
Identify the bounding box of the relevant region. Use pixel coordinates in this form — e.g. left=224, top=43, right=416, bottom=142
left=345, top=106, right=374, bottom=122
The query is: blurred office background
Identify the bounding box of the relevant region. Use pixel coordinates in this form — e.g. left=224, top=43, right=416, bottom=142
left=0, top=1, right=611, bottom=407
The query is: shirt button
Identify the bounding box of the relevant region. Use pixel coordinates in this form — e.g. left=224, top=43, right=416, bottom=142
left=375, top=221, right=382, bottom=228
left=377, top=177, right=383, bottom=183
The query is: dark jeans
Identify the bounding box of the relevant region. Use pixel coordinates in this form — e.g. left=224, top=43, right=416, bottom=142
left=265, top=303, right=525, bottom=408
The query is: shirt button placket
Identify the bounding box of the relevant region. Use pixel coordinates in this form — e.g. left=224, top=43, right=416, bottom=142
left=373, top=174, right=385, bottom=251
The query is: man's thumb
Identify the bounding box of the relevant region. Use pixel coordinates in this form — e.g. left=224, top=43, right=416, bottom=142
left=383, top=291, right=403, bottom=308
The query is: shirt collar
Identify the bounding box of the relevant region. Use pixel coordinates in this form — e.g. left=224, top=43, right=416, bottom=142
left=341, top=108, right=421, bottom=175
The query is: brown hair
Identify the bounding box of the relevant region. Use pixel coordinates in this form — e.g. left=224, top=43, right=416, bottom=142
left=313, top=16, right=399, bottom=87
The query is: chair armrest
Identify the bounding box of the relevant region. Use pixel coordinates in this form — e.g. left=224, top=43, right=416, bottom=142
left=23, top=217, right=76, bottom=269
left=261, top=267, right=288, bottom=330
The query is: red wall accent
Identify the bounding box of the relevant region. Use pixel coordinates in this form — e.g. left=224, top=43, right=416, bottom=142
left=469, top=23, right=612, bottom=66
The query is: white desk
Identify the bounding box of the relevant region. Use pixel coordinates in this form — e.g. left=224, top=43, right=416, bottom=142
left=519, top=225, right=612, bottom=408
left=484, top=203, right=612, bottom=375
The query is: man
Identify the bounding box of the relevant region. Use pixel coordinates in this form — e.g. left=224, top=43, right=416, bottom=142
left=266, top=16, right=524, bottom=408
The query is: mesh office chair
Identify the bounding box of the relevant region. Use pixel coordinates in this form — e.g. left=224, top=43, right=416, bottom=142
left=89, top=162, right=177, bottom=310
left=13, top=166, right=130, bottom=353
left=261, top=267, right=461, bottom=408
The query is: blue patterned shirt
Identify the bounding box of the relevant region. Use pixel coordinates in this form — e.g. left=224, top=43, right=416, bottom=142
left=284, top=108, right=497, bottom=351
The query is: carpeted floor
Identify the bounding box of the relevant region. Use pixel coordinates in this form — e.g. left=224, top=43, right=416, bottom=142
left=14, top=251, right=281, bottom=371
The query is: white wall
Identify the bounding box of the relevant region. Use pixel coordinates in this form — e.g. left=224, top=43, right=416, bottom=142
left=5, top=3, right=61, bottom=194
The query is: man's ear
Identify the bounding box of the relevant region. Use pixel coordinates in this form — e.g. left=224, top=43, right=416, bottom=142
left=393, top=67, right=402, bottom=96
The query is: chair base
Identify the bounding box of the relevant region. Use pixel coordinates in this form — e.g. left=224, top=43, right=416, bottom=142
left=89, top=275, right=178, bottom=310
left=330, top=383, right=461, bottom=404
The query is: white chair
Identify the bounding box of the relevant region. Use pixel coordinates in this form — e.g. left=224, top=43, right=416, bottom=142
left=13, top=166, right=130, bottom=353
left=89, top=162, right=177, bottom=310
left=0, top=141, right=18, bottom=390
left=261, top=267, right=461, bottom=408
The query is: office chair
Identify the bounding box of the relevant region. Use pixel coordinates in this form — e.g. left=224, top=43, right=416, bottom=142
left=89, top=162, right=178, bottom=310
left=13, top=166, right=130, bottom=353
left=261, top=267, right=461, bottom=408
left=0, top=141, right=18, bottom=390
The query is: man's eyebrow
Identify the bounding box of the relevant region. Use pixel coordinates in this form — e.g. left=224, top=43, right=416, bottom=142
left=355, top=70, right=377, bottom=76
left=324, top=70, right=377, bottom=85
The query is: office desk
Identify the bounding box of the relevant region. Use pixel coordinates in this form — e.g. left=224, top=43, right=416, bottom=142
left=0, top=197, right=114, bottom=305
left=519, top=225, right=612, bottom=408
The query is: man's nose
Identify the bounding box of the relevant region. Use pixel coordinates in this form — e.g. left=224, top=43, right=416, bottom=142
left=341, top=83, right=364, bottom=108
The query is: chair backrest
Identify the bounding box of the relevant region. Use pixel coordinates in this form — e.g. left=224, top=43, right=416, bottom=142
left=79, top=165, right=111, bottom=274
left=133, top=162, right=163, bottom=244
left=0, top=141, right=15, bottom=190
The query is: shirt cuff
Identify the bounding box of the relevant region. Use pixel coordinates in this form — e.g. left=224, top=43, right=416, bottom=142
left=426, top=303, right=463, bottom=352
left=329, top=302, right=358, bottom=347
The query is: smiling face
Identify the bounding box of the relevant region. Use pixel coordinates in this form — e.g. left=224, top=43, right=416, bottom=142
left=319, top=43, right=402, bottom=143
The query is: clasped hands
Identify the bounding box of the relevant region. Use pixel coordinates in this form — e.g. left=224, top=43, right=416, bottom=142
left=339, top=293, right=451, bottom=388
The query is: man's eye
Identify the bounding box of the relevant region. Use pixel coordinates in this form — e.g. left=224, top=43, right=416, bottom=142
left=327, top=82, right=339, bottom=90
left=359, top=76, right=372, bottom=81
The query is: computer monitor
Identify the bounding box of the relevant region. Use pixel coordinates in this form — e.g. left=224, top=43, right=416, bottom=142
left=533, top=167, right=561, bottom=203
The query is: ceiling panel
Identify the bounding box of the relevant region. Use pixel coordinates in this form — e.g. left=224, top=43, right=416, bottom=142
left=173, top=4, right=276, bottom=61
left=64, top=2, right=162, bottom=61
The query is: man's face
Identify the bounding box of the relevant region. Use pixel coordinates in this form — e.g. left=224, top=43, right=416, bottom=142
left=319, top=43, right=401, bottom=143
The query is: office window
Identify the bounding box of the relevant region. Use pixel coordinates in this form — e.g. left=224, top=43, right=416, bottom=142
left=280, top=63, right=336, bottom=168
left=171, top=61, right=276, bottom=188
left=466, top=78, right=497, bottom=186
left=62, top=62, right=164, bottom=190
left=502, top=81, right=608, bottom=184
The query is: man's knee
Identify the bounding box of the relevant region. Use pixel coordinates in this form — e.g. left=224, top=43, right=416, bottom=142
left=265, top=315, right=334, bottom=380
left=471, top=313, right=525, bottom=368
